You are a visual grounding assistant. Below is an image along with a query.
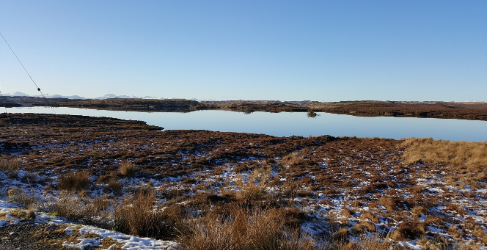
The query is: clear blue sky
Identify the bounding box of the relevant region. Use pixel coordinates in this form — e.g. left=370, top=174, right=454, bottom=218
left=1, top=1, right=486, bottom=101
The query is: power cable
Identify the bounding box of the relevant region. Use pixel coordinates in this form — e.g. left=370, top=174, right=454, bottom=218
left=0, top=32, right=55, bottom=114
left=1, top=32, right=103, bottom=153
left=1, top=32, right=45, bottom=97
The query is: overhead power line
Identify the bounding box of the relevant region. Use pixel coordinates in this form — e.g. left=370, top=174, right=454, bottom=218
left=0, top=32, right=46, bottom=98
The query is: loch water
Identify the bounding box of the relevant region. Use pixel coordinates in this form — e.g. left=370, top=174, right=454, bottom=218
left=7, top=107, right=487, bottom=142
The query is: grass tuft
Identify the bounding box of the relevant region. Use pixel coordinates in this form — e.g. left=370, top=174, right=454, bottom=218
left=390, top=220, right=425, bottom=241
left=119, top=162, right=137, bottom=177
left=0, top=159, right=22, bottom=178
left=8, top=188, right=36, bottom=208
left=180, top=207, right=314, bottom=250
left=57, top=171, right=91, bottom=191
left=0, top=159, right=22, bottom=172
left=113, top=189, right=185, bottom=238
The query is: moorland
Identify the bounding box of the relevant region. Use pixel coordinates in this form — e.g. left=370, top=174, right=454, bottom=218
left=3, top=96, right=487, bottom=121
left=1, top=112, right=487, bottom=249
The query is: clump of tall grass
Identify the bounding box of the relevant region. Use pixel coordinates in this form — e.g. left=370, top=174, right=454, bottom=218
left=0, top=159, right=22, bottom=172
left=180, top=207, right=315, bottom=250
left=180, top=205, right=394, bottom=250
left=119, top=162, right=137, bottom=177
left=106, top=178, right=123, bottom=194
left=5, top=205, right=37, bottom=220
left=0, top=159, right=22, bottom=178
left=57, top=171, right=91, bottom=191
left=236, top=168, right=270, bottom=201
left=7, top=187, right=36, bottom=208
left=47, top=193, right=111, bottom=226
left=390, top=219, right=425, bottom=241
left=401, top=138, right=487, bottom=169
left=113, top=189, right=185, bottom=238
left=326, top=234, right=393, bottom=250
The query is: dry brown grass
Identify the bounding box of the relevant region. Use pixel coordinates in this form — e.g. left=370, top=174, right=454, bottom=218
left=99, top=238, right=124, bottom=250
left=20, top=172, right=37, bottom=184
left=26, top=204, right=37, bottom=219
left=5, top=114, right=486, bottom=247
left=7, top=208, right=36, bottom=220
left=113, top=189, right=185, bottom=238
left=236, top=168, right=270, bottom=201
left=359, top=211, right=379, bottom=223
left=106, top=179, right=123, bottom=194
left=351, top=221, right=377, bottom=235
left=48, top=193, right=107, bottom=222
left=8, top=188, right=36, bottom=208
left=447, top=225, right=463, bottom=238
left=417, top=235, right=451, bottom=250
left=401, top=138, right=487, bottom=169
left=330, top=228, right=350, bottom=243
left=180, top=207, right=314, bottom=250
left=411, top=206, right=427, bottom=215
left=282, top=179, right=299, bottom=199
left=339, top=209, right=352, bottom=218
left=0, top=159, right=22, bottom=178
left=7, top=187, right=21, bottom=197
left=472, top=225, right=487, bottom=241
left=57, top=171, right=91, bottom=191
left=390, top=220, right=425, bottom=241
left=327, top=234, right=393, bottom=250
left=444, top=203, right=467, bottom=216
left=163, top=188, right=184, bottom=200
left=119, top=162, right=137, bottom=177
left=0, top=158, right=22, bottom=172
left=378, top=197, right=402, bottom=212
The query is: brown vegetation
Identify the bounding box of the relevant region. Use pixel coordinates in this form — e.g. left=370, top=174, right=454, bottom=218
left=113, top=190, right=184, bottom=238
left=119, top=162, right=137, bottom=177
left=180, top=207, right=314, bottom=250
left=26, top=97, right=487, bottom=121
left=207, top=100, right=487, bottom=121
left=7, top=188, right=36, bottom=208
left=2, top=113, right=487, bottom=248
left=401, top=138, right=487, bottom=168
left=0, top=159, right=22, bottom=172
left=57, top=171, right=91, bottom=191
left=36, top=98, right=209, bottom=112
left=311, top=101, right=487, bottom=121
left=0, top=159, right=22, bottom=179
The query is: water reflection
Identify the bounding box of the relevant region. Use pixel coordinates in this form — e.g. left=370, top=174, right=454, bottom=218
left=7, top=107, right=487, bottom=142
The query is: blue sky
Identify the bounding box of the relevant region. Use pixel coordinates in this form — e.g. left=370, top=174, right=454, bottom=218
left=1, top=1, right=486, bottom=101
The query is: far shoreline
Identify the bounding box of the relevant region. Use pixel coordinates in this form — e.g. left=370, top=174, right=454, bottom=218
left=1, top=96, right=487, bottom=121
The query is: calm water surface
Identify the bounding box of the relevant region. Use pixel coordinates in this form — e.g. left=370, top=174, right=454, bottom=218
left=7, top=107, right=487, bottom=142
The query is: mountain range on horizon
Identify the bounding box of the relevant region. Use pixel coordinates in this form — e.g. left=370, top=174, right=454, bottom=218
left=2, top=92, right=484, bottom=103
left=1, top=92, right=170, bottom=100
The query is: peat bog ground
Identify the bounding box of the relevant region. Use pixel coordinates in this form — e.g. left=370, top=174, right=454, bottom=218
left=1, top=113, right=487, bottom=249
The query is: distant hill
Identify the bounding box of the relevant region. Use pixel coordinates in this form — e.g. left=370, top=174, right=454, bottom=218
left=0, top=96, right=74, bottom=107
left=33, top=98, right=205, bottom=112
left=3, top=91, right=30, bottom=96
left=45, top=94, right=85, bottom=99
